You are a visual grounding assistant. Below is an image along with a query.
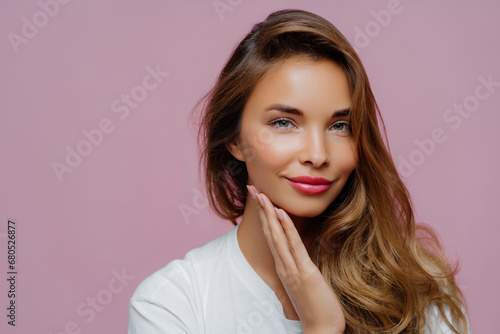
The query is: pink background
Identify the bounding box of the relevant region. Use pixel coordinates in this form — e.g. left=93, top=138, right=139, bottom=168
left=1, top=0, right=499, bottom=333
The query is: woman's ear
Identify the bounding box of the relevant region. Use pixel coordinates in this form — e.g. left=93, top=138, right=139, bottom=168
left=226, top=140, right=246, bottom=162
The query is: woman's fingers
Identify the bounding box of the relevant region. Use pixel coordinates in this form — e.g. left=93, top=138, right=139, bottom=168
left=246, top=185, right=286, bottom=271
left=248, top=184, right=320, bottom=288
left=274, top=205, right=318, bottom=275
left=257, top=191, right=298, bottom=273
left=246, top=184, right=345, bottom=332
left=247, top=185, right=318, bottom=276
left=251, top=186, right=315, bottom=274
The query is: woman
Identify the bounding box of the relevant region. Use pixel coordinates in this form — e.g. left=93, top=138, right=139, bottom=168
left=128, top=9, right=471, bottom=333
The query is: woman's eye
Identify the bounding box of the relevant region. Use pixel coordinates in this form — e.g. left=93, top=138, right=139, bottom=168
left=269, top=118, right=351, bottom=133
left=332, top=121, right=350, bottom=132
left=269, top=118, right=294, bottom=130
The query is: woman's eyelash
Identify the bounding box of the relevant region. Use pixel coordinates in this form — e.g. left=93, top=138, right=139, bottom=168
left=268, top=118, right=351, bottom=132
left=269, top=118, right=294, bottom=129
left=332, top=121, right=351, bottom=132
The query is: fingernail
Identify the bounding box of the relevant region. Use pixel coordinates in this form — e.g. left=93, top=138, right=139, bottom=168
left=256, top=194, right=265, bottom=208
left=246, top=185, right=256, bottom=199
left=274, top=207, right=283, bottom=221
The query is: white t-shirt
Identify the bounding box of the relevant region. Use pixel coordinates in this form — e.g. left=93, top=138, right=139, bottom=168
left=128, top=224, right=471, bottom=334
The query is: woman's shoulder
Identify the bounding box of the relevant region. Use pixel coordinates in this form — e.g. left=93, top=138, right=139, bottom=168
left=130, top=259, right=186, bottom=305
left=128, top=226, right=238, bottom=333
left=130, top=225, right=237, bottom=304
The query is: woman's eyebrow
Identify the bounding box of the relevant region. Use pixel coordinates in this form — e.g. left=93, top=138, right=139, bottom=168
left=264, top=104, right=351, bottom=118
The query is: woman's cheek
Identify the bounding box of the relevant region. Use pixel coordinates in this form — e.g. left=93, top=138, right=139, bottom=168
left=252, top=126, right=276, bottom=151
left=246, top=126, right=288, bottom=160
left=251, top=142, right=288, bottom=170
left=237, top=125, right=275, bottom=162
left=336, top=144, right=357, bottom=173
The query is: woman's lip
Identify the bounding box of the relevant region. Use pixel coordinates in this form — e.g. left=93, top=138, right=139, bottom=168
left=286, top=175, right=332, bottom=185
left=286, top=179, right=332, bottom=194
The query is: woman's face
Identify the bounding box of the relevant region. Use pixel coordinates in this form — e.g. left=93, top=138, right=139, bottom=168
left=228, top=56, right=357, bottom=220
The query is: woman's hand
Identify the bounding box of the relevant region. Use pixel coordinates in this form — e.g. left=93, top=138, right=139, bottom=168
left=246, top=185, right=346, bottom=334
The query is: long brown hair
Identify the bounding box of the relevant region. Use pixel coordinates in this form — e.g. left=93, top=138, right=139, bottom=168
left=190, top=9, right=469, bottom=334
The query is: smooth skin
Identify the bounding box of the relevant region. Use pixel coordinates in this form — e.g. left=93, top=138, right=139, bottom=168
left=227, top=56, right=356, bottom=333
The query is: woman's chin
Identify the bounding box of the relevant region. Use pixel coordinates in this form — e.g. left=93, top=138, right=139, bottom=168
left=280, top=207, right=328, bottom=221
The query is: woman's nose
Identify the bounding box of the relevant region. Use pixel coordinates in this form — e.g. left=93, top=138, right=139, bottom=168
left=298, top=129, right=329, bottom=168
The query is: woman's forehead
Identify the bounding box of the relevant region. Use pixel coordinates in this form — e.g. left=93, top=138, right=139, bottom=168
left=245, top=57, right=352, bottom=113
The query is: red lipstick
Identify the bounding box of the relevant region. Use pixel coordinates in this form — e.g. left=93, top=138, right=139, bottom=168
left=286, top=175, right=333, bottom=195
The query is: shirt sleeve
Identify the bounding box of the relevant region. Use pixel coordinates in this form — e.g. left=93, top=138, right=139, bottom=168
left=128, top=263, right=201, bottom=334
left=128, top=299, right=193, bottom=334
